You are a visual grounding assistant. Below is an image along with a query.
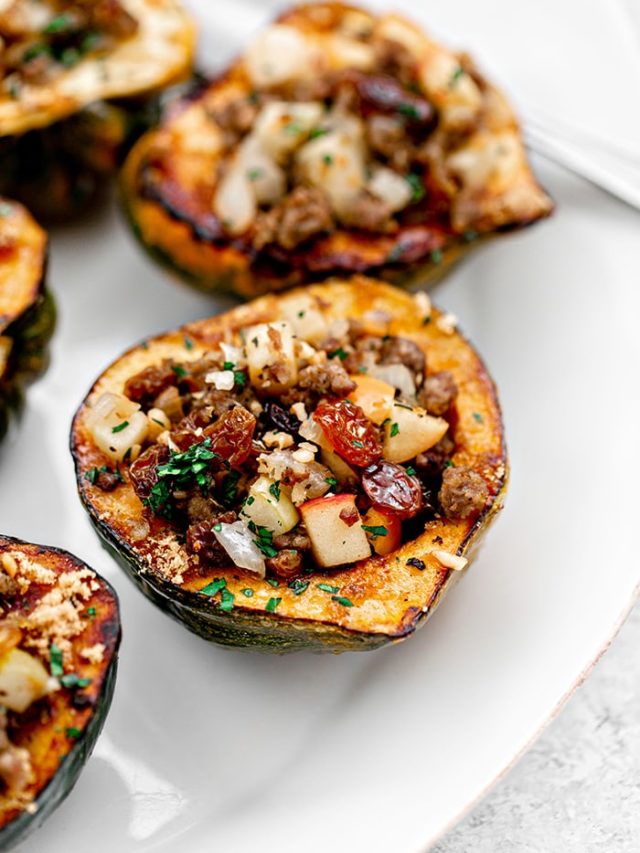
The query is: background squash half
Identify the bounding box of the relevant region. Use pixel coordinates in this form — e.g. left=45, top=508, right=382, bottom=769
left=120, top=1, right=552, bottom=298
left=71, top=278, right=507, bottom=654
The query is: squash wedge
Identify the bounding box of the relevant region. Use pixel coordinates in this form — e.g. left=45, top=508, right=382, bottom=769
left=0, top=199, right=54, bottom=439
left=0, top=535, right=120, bottom=851
left=120, top=1, right=552, bottom=298
left=0, top=0, right=195, bottom=219
left=71, top=277, right=507, bottom=653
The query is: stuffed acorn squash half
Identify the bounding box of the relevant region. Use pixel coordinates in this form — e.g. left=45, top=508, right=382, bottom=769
left=0, top=198, right=54, bottom=440
left=0, top=535, right=120, bottom=851
left=0, top=0, right=195, bottom=219
left=71, top=278, right=507, bottom=653
left=121, top=1, right=552, bottom=298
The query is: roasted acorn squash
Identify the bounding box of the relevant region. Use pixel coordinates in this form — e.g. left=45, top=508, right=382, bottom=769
left=0, top=0, right=195, bottom=219
left=71, top=277, right=507, bottom=653
left=0, top=535, right=120, bottom=851
left=120, top=1, right=552, bottom=298
left=0, top=199, right=54, bottom=439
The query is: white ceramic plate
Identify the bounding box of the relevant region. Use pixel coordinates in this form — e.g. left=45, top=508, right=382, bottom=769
left=4, top=4, right=640, bottom=852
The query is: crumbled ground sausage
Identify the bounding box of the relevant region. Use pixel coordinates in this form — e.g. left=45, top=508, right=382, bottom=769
left=124, top=362, right=177, bottom=407
left=94, top=468, right=122, bottom=492
left=187, top=511, right=238, bottom=566
left=253, top=187, right=334, bottom=251
left=366, top=114, right=414, bottom=172
left=337, top=189, right=396, bottom=233
left=414, top=433, right=455, bottom=479
left=380, top=335, right=426, bottom=377
left=418, top=370, right=458, bottom=416
left=438, top=466, right=488, bottom=519
left=213, top=95, right=260, bottom=138
left=298, top=361, right=356, bottom=397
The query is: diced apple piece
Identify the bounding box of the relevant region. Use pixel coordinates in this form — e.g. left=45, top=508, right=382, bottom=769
left=320, top=447, right=358, bottom=486
left=279, top=294, right=329, bottom=345
left=348, top=374, right=395, bottom=424
left=0, top=648, right=53, bottom=713
left=242, top=475, right=299, bottom=535
left=296, top=125, right=366, bottom=217
left=383, top=403, right=448, bottom=463
left=86, top=392, right=149, bottom=463
left=362, top=507, right=402, bottom=556
left=245, top=321, right=298, bottom=393
left=300, top=494, right=371, bottom=567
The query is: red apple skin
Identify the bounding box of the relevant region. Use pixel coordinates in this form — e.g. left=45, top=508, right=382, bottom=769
left=362, top=507, right=402, bottom=556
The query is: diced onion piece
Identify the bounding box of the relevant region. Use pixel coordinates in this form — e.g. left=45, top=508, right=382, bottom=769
left=325, top=34, right=375, bottom=70
left=432, top=549, right=468, bottom=572
left=370, top=363, right=416, bottom=402
left=204, top=369, right=235, bottom=391
left=279, top=294, right=329, bottom=345
left=298, top=416, right=330, bottom=449
left=212, top=521, right=266, bottom=577
left=419, top=49, right=483, bottom=128
left=147, top=408, right=171, bottom=441
left=383, top=403, right=448, bottom=463
left=253, top=102, right=324, bottom=162
left=320, top=447, right=358, bottom=485
left=245, top=25, right=313, bottom=88
left=86, top=392, right=149, bottom=463
left=220, top=342, right=244, bottom=367
left=213, top=153, right=257, bottom=235
left=374, top=14, right=429, bottom=59
left=296, top=123, right=366, bottom=216
left=239, top=135, right=286, bottom=205
left=368, top=168, right=412, bottom=212
left=446, top=130, right=521, bottom=190
left=244, top=321, right=298, bottom=392
left=170, top=103, right=225, bottom=157
left=0, top=648, right=54, bottom=713
left=242, top=476, right=299, bottom=535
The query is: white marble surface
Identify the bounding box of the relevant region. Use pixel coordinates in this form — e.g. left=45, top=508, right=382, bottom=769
left=433, top=600, right=640, bottom=852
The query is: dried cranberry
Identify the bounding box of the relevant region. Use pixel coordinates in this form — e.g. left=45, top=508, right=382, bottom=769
left=362, top=461, right=423, bottom=519
left=263, top=400, right=301, bottom=436
left=314, top=399, right=382, bottom=467
left=129, top=444, right=170, bottom=500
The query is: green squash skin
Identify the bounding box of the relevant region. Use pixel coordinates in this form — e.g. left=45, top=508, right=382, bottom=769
left=0, top=655, right=119, bottom=852
left=1, top=287, right=56, bottom=441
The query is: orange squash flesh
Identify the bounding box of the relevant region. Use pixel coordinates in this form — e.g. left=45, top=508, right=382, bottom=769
left=71, top=278, right=507, bottom=653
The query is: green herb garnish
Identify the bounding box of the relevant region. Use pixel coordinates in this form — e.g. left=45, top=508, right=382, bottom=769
left=49, top=643, right=64, bottom=678
left=247, top=168, right=264, bottom=181
left=449, top=66, right=464, bottom=87
left=171, top=365, right=187, bottom=378
left=331, top=595, right=354, bottom=607
left=265, top=597, right=281, bottom=613
left=199, top=577, right=227, bottom=597
left=267, top=578, right=279, bottom=588
left=430, top=248, right=443, bottom=265
left=323, top=153, right=334, bottom=166
left=397, top=102, right=419, bottom=119
left=325, top=477, right=338, bottom=488
left=184, top=336, right=194, bottom=350
left=44, top=13, right=73, bottom=34
left=247, top=522, right=278, bottom=558
left=61, top=674, right=92, bottom=690
left=362, top=524, right=388, bottom=539
left=390, top=423, right=400, bottom=437
left=317, top=583, right=340, bottom=594
left=221, top=470, right=240, bottom=505
left=111, top=421, right=129, bottom=433
left=405, top=466, right=416, bottom=476
left=65, top=727, right=82, bottom=740
left=328, top=347, right=347, bottom=361
left=405, top=172, right=425, bottom=202
left=241, top=588, right=254, bottom=597
left=472, top=412, right=483, bottom=423
left=288, top=579, right=309, bottom=595
left=219, top=588, right=235, bottom=612
left=145, top=438, right=217, bottom=517
left=269, top=481, right=281, bottom=502
left=309, top=127, right=328, bottom=139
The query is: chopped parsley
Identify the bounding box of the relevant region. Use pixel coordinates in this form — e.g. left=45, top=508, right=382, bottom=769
left=65, top=727, right=82, bottom=740
left=111, top=421, right=129, bottom=433
left=309, top=127, right=329, bottom=139
left=223, top=360, right=235, bottom=370
left=317, top=583, right=340, bottom=594
left=331, top=596, right=354, bottom=607
left=61, top=673, right=92, bottom=690
left=284, top=121, right=302, bottom=135
left=362, top=524, right=388, bottom=539
left=84, top=606, right=97, bottom=619
left=323, top=153, right=334, bottom=166
left=325, top=477, right=338, bottom=488
left=184, top=336, right=194, bottom=350
left=288, top=579, right=309, bottom=595
left=199, top=578, right=227, bottom=597
left=49, top=643, right=64, bottom=678
left=247, top=168, right=264, bottom=181
left=269, top=481, right=281, bottom=502
left=84, top=465, right=121, bottom=485
left=390, top=422, right=400, bottom=437
left=328, top=347, right=347, bottom=360
left=472, top=412, right=483, bottom=423
left=221, top=470, right=241, bottom=506
left=267, top=578, right=279, bottom=588
left=44, top=13, right=73, bottom=33
left=265, top=597, right=281, bottom=613
left=352, top=439, right=364, bottom=448
left=430, top=248, right=443, bottom=265
left=145, top=439, right=218, bottom=517
left=405, top=172, right=425, bottom=202
left=444, top=460, right=455, bottom=468
left=219, top=588, right=235, bottom=612
left=233, top=369, right=247, bottom=389
left=397, top=102, right=420, bottom=119
left=464, top=229, right=478, bottom=242
left=241, top=588, right=254, bottom=597
left=171, top=365, right=188, bottom=378
left=406, top=466, right=416, bottom=476
left=449, top=66, right=464, bottom=88
left=247, top=522, right=278, bottom=558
